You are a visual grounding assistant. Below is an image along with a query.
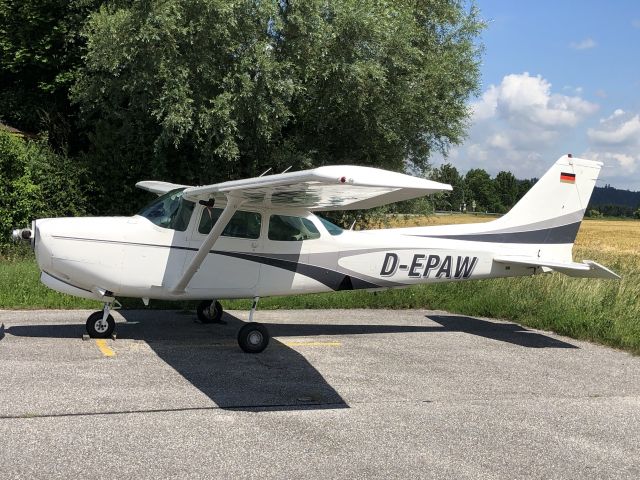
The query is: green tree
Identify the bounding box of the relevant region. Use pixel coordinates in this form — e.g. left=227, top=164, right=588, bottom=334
left=0, top=131, right=87, bottom=247
left=431, top=163, right=464, bottom=211
left=72, top=0, right=484, bottom=214
left=517, top=178, right=535, bottom=202
left=494, top=170, right=518, bottom=213
left=465, top=168, right=499, bottom=212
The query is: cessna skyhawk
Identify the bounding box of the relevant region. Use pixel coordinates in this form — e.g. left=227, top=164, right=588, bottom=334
left=12, top=155, right=619, bottom=352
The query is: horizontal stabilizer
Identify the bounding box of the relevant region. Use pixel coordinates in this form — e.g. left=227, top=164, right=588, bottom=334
left=494, top=256, right=620, bottom=279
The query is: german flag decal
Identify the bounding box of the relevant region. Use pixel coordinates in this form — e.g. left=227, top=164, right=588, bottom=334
left=560, top=172, right=576, bottom=184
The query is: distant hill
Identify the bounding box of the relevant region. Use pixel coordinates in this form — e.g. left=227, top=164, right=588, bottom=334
left=588, top=186, right=640, bottom=209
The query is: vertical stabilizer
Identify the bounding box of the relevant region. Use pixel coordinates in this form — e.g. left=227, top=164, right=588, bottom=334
left=489, top=155, right=602, bottom=243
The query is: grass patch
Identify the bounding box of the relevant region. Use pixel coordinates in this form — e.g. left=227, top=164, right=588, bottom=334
left=1, top=218, right=638, bottom=354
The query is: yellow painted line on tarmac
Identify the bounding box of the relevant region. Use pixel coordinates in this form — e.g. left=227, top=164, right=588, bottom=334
left=95, top=339, right=115, bottom=357
left=281, top=341, right=342, bottom=347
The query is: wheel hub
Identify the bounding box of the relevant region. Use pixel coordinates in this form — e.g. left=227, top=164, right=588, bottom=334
left=95, top=319, right=108, bottom=333
left=248, top=331, right=263, bottom=346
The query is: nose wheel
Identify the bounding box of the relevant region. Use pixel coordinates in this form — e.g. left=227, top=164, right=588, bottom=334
left=86, top=309, right=115, bottom=338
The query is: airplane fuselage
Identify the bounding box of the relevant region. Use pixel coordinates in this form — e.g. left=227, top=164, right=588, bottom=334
left=30, top=204, right=556, bottom=303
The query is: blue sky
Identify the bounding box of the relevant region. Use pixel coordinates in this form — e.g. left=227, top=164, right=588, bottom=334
left=437, top=0, right=640, bottom=190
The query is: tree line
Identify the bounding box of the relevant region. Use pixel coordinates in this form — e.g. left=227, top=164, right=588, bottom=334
left=429, top=164, right=640, bottom=217
left=429, top=163, right=534, bottom=214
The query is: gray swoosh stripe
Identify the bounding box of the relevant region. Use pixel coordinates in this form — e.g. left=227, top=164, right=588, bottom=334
left=409, top=221, right=581, bottom=244
left=484, top=210, right=585, bottom=235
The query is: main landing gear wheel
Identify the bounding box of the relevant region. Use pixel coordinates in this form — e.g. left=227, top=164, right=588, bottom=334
left=237, top=322, right=270, bottom=353
left=86, top=311, right=115, bottom=338
left=197, top=300, right=225, bottom=324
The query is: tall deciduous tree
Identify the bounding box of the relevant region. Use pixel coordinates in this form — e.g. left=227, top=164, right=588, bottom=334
left=72, top=0, right=484, bottom=213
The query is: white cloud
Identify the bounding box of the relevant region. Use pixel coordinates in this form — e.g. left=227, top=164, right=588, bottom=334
left=435, top=73, right=640, bottom=189
left=585, top=111, right=640, bottom=176
left=473, top=73, right=597, bottom=129
left=570, top=38, right=597, bottom=50
left=632, top=19, right=640, bottom=29
left=589, top=114, right=640, bottom=145
left=447, top=72, right=599, bottom=177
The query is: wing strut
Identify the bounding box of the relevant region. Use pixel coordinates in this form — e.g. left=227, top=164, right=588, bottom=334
left=171, top=196, right=244, bottom=293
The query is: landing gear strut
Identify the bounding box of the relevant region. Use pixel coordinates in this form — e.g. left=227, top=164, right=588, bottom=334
left=86, top=303, right=115, bottom=338
left=237, top=296, right=269, bottom=353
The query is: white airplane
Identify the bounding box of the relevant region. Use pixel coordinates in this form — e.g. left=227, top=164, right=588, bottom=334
left=12, top=154, right=619, bottom=352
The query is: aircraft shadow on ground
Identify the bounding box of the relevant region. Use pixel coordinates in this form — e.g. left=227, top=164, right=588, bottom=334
left=5, top=311, right=348, bottom=412
left=425, top=315, right=578, bottom=349
left=5, top=310, right=576, bottom=411
left=261, top=316, right=577, bottom=349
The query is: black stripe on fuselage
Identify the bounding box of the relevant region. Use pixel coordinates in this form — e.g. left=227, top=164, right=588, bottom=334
left=408, top=221, right=581, bottom=244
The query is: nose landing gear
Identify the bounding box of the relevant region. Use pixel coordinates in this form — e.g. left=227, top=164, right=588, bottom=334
left=86, top=303, right=115, bottom=338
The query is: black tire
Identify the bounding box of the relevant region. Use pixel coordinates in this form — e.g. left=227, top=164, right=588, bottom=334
left=237, top=322, right=269, bottom=353
left=196, top=300, right=224, bottom=324
left=86, top=311, right=115, bottom=339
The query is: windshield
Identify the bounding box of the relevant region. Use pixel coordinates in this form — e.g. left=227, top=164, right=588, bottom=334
left=137, top=188, right=195, bottom=231
left=317, top=215, right=344, bottom=236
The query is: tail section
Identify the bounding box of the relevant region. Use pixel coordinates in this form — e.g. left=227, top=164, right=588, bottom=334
left=412, top=155, right=602, bottom=248
left=395, top=155, right=619, bottom=279
left=487, top=155, right=619, bottom=279
left=490, top=154, right=602, bottom=244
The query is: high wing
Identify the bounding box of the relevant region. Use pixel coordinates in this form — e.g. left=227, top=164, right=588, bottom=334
left=174, top=165, right=451, bottom=210
left=136, top=165, right=450, bottom=293
left=136, top=180, right=188, bottom=195
left=493, top=256, right=620, bottom=279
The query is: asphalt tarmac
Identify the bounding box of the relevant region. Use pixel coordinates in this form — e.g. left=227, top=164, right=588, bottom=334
left=0, top=308, right=638, bottom=479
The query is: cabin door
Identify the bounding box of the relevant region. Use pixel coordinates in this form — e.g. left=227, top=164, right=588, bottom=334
left=185, top=205, right=262, bottom=297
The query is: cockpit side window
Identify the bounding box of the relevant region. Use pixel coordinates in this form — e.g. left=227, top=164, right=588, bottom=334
left=268, top=214, right=321, bottom=241
left=137, top=188, right=195, bottom=232
left=198, top=208, right=262, bottom=239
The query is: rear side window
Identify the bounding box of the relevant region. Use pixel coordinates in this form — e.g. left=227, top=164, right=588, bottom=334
left=198, top=208, right=262, bottom=239
left=268, top=215, right=321, bottom=241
